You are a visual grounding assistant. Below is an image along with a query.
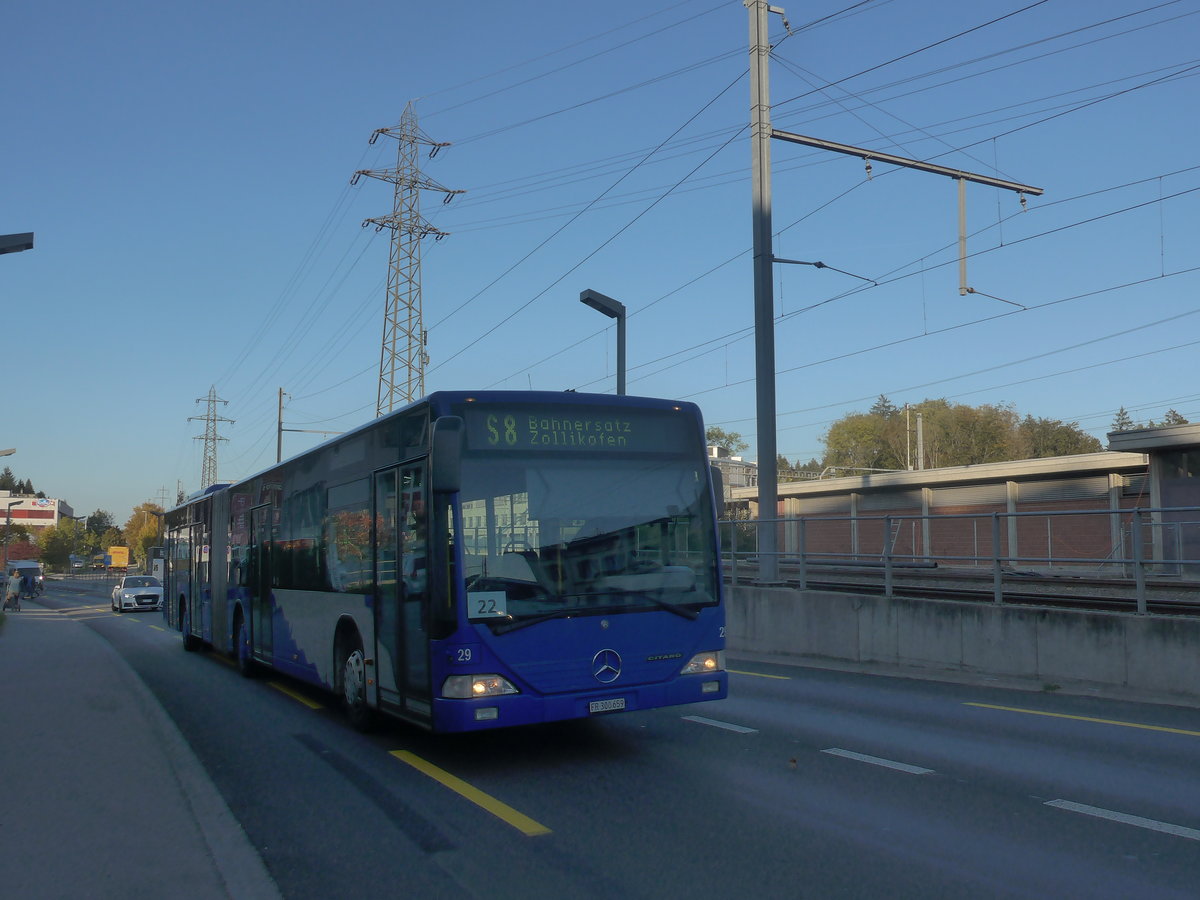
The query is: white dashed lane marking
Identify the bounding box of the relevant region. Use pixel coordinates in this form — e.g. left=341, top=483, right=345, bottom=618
left=1046, top=800, right=1200, bottom=841
left=682, top=715, right=758, bottom=734
left=821, top=748, right=934, bottom=775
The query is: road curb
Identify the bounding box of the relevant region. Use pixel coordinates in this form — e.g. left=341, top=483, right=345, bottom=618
left=112, top=641, right=281, bottom=900
left=10, top=599, right=281, bottom=899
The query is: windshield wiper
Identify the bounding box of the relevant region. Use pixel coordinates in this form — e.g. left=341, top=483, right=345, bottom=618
left=490, top=608, right=574, bottom=635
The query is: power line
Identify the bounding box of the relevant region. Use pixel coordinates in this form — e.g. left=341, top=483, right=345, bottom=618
left=773, top=0, right=1057, bottom=110
left=706, top=268, right=1200, bottom=429
left=426, top=65, right=750, bottom=358
left=421, top=0, right=724, bottom=112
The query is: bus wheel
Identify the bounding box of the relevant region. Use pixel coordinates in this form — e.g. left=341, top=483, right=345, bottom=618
left=233, top=610, right=256, bottom=678
left=181, top=600, right=201, bottom=652
left=338, top=632, right=374, bottom=732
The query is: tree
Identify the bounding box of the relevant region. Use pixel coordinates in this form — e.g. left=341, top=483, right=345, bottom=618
left=0, top=467, right=15, bottom=492
left=124, top=503, right=165, bottom=566
left=869, top=395, right=899, bottom=418
left=822, top=398, right=1103, bottom=472
left=706, top=426, right=748, bottom=455
left=1111, top=407, right=1135, bottom=432
left=1162, top=409, right=1189, bottom=426
left=99, top=526, right=124, bottom=550
left=920, top=401, right=1016, bottom=467
left=823, top=412, right=899, bottom=471
left=87, top=509, right=115, bottom=535
left=1013, top=416, right=1102, bottom=459
left=37, top=523, right=80, bottom=570
left=3, top=522, right=30, bottom=545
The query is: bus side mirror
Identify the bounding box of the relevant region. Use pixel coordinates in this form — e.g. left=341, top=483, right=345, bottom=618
left=710, top=464, right=724, bottom=513
left=430, top=416, right=464, bottom=494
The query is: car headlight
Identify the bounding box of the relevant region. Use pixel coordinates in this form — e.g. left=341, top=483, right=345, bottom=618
left=441, top=674, right=519, bottom=699
left=680, top=650, right=725, bottom=675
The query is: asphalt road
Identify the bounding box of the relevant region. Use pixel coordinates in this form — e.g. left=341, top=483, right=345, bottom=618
left=39, top=582, right=1200, bottom=899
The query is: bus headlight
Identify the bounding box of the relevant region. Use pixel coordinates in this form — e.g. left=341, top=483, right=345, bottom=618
left=680, top=651, right=725, bottom=675
left=441, top=674, right=520, bottom=699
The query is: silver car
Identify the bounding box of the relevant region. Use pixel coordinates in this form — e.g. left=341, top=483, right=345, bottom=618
left=111, top=575, right=164, bottom=613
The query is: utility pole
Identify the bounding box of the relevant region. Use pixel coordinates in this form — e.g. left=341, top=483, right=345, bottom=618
left=189, top=386, right=233, bottom=490
left=748, top=0, right=788, bottom=583
left=352, top=102, right=464, bottom=416
left=916, top=413, right=925, bottom=471
left=277, top=387, right=287, bottom=464
left=905, top=404, right=912, bottom=471
left=276, top=386, right=343, bottom=462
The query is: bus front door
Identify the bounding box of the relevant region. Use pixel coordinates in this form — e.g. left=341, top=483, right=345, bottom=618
left=248, top=504, right=274, bottom=663
left=374, top=465, right=431, bottom=724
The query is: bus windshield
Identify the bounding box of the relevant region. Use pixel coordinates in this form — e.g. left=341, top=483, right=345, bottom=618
left=459, top=454, right=719, bottom=628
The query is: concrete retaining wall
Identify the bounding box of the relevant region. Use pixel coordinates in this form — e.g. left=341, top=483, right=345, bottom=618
left=728, top=585, right=1200, bottom=705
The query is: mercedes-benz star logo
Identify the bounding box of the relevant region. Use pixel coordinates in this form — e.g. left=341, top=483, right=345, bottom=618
left=592, top=649, right=622, bottom=684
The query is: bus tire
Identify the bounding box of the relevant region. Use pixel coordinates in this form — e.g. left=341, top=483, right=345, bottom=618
left=337, top=629, right=374, bottom=732
left=233, top=609, right=257, bottom=678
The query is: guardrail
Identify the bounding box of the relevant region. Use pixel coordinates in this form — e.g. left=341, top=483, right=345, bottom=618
left=720, top=506, right=1200, bottom=614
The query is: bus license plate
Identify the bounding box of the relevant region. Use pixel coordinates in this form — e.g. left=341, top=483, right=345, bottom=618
left=589, top=697, right=625, bottom=714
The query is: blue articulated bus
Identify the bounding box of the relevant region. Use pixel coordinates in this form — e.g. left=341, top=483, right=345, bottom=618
left=164, top=390, right=727, bottom=733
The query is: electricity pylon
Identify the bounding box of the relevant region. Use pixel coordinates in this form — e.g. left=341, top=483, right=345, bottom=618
left=189, top=386, right=234, bottom=489
left=351, top=102, right=464, bottom=416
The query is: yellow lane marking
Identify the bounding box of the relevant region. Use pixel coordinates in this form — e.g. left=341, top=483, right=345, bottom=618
left=269, top=681, right=324, bottom=710
left=966, top=702, right=1200, bottom=738
left=728, top=668, right=790, bottom=680
left=390, top=750, right=552, bottom=837
left=149, top=625, right=166, bottom=632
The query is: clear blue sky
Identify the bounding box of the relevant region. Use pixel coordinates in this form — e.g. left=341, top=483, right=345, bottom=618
left=5, top=0, right=1198, bottom=521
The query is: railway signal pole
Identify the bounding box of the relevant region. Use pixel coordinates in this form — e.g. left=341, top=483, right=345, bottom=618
left=352, top=102, right=464, bottom=416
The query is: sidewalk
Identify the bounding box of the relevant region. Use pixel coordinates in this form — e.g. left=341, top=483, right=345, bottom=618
left=0, top=599, right=280, bottom=899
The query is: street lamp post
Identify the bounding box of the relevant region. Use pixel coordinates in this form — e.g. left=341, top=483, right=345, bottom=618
left=579, top=289, right=626, bottom=396
left=3, top=500, right=21, bottom=574
left=66, top=514, right=88, bottom=576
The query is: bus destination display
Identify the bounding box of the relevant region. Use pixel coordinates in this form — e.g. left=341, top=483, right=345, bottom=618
left=463, top=405, right=687, bottom=453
